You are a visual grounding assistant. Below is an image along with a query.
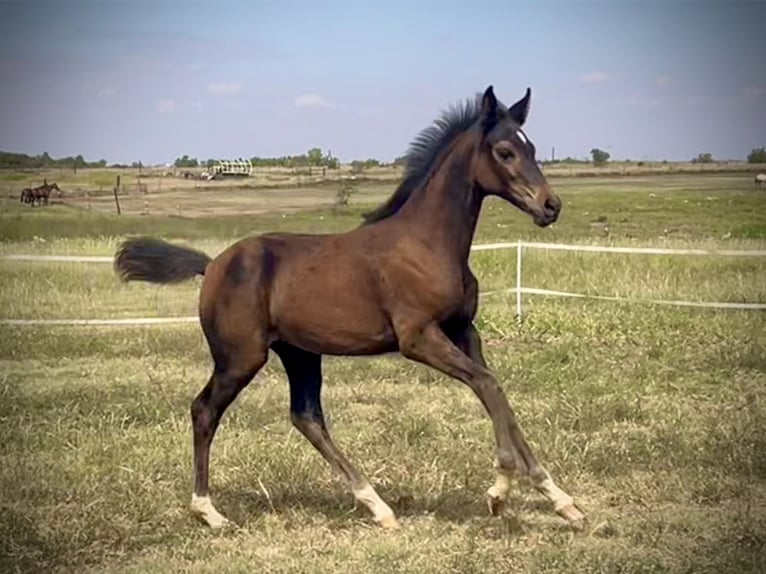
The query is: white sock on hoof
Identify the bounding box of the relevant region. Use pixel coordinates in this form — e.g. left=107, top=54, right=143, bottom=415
left=535, top=477, right=574, bottom=512
left=191, top=494, right=229, bottom=528
left=353, top=483, right=396, bottom=523
left=487, top=471, right=512, bottom=501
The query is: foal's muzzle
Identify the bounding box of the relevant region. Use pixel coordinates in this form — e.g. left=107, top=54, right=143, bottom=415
left=531, top=189, right=561, bottom=227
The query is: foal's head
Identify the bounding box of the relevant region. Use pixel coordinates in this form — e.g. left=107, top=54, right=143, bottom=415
left=471, top=86, right=560, bottom=227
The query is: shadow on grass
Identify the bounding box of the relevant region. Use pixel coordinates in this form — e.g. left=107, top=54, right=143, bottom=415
left=0, top=507, right=59, bottom=574
left=214, top=482, right=577, bottom=535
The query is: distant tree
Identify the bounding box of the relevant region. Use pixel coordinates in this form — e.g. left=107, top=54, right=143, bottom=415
left=350, top=158, right=381, bottom=171
left=70, top=154, right=86, bottom=173
left=590, top=148, right=610, bottom=166
left=307, top=148, right=323, bottom=166
left=747, top=147, right=766, bottom=163
left=322, top=150, right=339, bottom=169
left=692, top=152, right=714, bottom=164
left=174, top=155, right=199, bottom=168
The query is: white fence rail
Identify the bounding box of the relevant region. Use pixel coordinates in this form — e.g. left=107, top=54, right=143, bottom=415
left=2, top=240, right=765, bottom=327
left=472, top=241, right=766, bottom=257
left=505, top=240, right=766, bottom=321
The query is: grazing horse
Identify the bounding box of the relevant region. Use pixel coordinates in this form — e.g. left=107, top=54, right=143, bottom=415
left=755, top=173, right=766, bottom=188
left=114, top=86, right=585, bottom=531
left=19, top=188, right=34, bottom=204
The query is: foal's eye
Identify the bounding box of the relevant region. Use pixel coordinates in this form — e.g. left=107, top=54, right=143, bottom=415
left=496, top=147, right=514, bottom=162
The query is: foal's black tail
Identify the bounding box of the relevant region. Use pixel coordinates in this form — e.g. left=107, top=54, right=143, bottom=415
left=114, top=237, right=212, bottom=284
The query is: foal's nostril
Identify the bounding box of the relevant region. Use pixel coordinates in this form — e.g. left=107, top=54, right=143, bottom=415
left=544, top=198, right=558, bottom=214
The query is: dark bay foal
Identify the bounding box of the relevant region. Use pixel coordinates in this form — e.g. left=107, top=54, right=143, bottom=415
left=114, top=86, right=585, bottom=530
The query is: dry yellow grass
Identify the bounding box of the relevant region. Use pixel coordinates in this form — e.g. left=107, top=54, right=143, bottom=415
left=1, top=172, right=765, bottom=573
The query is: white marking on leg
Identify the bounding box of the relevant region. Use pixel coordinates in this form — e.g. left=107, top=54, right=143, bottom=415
left=532, top=472, right=574, bottom=511
left=486, top=458, right=516, bottom=515
left=353, top=482, right=397, bottom=525
left=486, top=469, right=512, bottom=502
left=191, top=493, right=230, bottom=529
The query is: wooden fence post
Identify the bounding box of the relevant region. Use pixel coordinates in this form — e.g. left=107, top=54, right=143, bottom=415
left=113, top=175, right=122, bottom=215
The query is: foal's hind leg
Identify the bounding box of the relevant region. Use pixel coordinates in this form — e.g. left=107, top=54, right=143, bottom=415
left=190, top=340, right=267, bottom=528
left=272, top=342, right=399, bottom=529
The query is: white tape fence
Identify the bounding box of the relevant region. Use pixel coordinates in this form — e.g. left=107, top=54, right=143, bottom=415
left=501, top=240, right=766, bottom=322
left=2, top=240, right=765, bottom=326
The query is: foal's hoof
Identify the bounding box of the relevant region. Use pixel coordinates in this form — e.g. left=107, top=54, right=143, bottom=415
left=203, top=513, right=231, bottom=530
left=486, top=492, right=506, bottom=517
left=191, top=495, right=232, bottom=530
left=556, top=504, right=587, bottom=530
left=377, top=515, right=401, bottom=530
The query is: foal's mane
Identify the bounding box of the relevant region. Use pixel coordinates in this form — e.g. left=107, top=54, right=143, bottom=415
left=361, top=92, right=491, bottom=225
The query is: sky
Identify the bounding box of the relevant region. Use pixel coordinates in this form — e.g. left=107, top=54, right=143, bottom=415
left=1, top=0, right=765, bottom=165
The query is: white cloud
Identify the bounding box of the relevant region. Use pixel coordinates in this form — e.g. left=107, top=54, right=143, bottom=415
left=207, top=82, right=243, bottom=95
left=579, top=71, right=608, bottom=84
left=656, top=76, right=671, bottom=86
left=293, top=93, right=334, bottom=109
left=156, top=99, right=177, bottom=113
left=98, top=87, right=117, bottom=97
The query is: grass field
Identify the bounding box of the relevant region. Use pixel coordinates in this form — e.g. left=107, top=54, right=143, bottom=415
left=2, top=160, right=765, bottom=202
left=1, top=173, right=765, bottom=573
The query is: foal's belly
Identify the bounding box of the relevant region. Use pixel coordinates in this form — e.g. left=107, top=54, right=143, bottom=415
left=269, top=266, right=397, bottom=356
left=273, top=297, right=397, bottom=355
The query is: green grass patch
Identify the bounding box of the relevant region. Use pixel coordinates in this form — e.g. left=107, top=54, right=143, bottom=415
left=1, top=173, right=765, bottom=573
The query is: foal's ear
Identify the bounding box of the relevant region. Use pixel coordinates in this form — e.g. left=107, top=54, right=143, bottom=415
left=508, top=87, right=532, bottom=126
left=480, top=85, right=499, bottom=129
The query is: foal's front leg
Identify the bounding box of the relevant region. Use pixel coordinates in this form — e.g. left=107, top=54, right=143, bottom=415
left=405, top=321, right=585, bottom=528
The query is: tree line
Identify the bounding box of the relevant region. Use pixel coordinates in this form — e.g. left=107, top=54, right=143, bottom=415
left=2, top=146, right=766, bottom=171
left=174, top=148, right=342, bottom=169
left=174, top=149, right=410, bottom=170
left=0, top=151, right=108, bottom=170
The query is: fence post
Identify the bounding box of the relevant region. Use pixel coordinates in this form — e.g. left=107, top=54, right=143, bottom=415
left=113, top=175, right=122, bottom=215
left=516, top=240, right=523, bottom=324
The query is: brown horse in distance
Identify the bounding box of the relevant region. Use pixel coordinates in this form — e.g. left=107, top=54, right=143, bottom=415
left=19, top=188, right=34, bottom=205
left=20, top=181, right=61, bottom=206
left=114, top=86, right=585, bottom=531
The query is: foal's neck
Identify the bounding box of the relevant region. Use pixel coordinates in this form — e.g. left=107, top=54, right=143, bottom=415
left=399, top=137, right=484, bottom=263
